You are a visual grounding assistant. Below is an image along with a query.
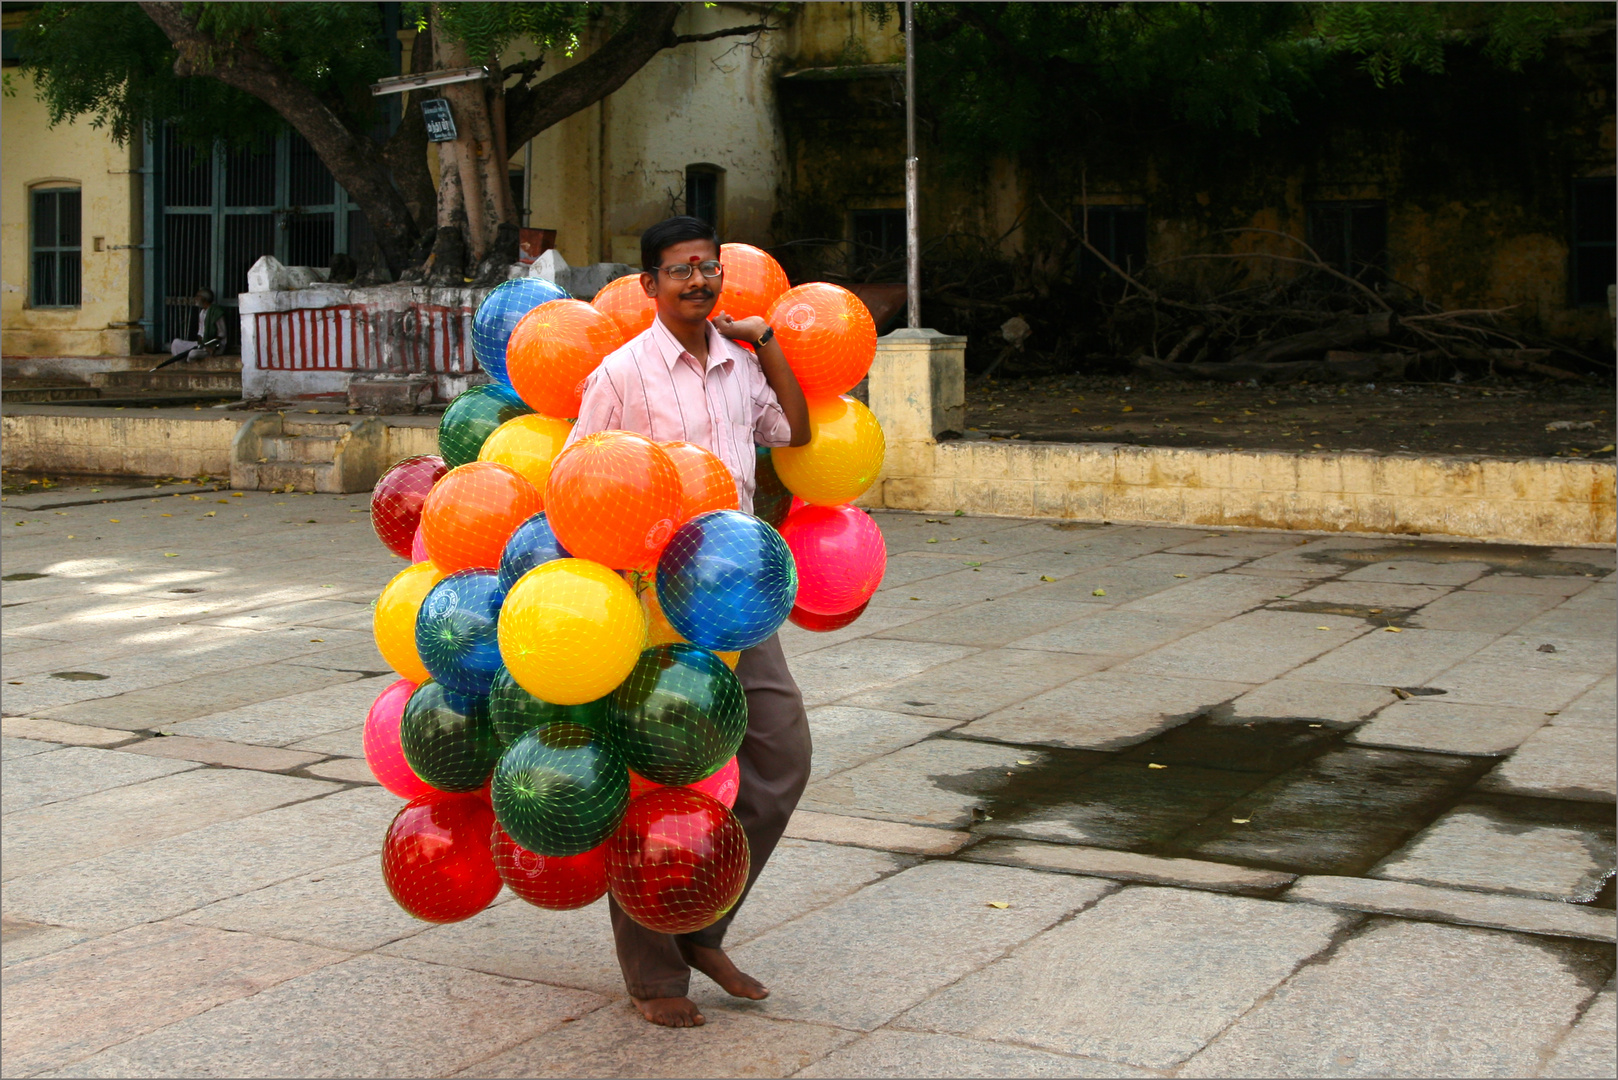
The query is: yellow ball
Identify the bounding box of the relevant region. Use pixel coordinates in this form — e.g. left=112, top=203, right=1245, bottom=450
left=374, top=561, right=442, bottom=683
left=770, top=395, right=885, bottom=506
left=499, top=558, right=647, bottom=705
left=476, top=413, right=573, bottom=498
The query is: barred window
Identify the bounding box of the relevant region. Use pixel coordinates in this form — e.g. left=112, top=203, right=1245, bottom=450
left=32, top=187, right=82, bottom=308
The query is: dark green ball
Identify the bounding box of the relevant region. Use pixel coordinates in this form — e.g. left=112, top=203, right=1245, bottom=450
left=489, top=666, right=610, bottom=749
left=491, top=722, right=629, bottom=856
left=399, top=681, right=500, bottom=792
left=753, top=444, right=791, bottom=528
left=438, top=383, right=531, bottom=468
left=608, top=644, right=748, bottom=786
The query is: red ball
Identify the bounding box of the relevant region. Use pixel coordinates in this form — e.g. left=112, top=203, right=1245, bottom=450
left=372, top=456, right=448, bottom=559
left=545, top=431, right=682, bottom=571
left=788, top=598, right=870, bottom=632
left=491, top=821, right=608, bottom=910
left=607, top=787, right=749, bottom=935
left=381, top=791, right=501, bottom=923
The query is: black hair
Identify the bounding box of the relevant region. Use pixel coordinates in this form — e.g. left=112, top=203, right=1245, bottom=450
left=640, top=216, right=719, bottom=272
left=196, top=288, right=215, bottom=304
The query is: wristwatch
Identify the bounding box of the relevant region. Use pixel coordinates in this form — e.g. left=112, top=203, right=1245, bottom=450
left=756, top=326, right=775, bottom=347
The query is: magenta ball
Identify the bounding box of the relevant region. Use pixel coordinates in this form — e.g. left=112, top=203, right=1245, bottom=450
left=411, top=525, right=429, bottom=563
left=779, top=504, right=887, bottom=616
left=364, top=678, right=436, bottom=799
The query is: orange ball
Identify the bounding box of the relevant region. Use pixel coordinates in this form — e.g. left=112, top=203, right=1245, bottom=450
left=506, top=299, right=625, bottom=419
left=420, top=462, right=544, bottom=574
left=766, top=282, right=877, bottom=399
left=716, top=243, right=789, bottom=322
left=661, top=441, right=739, bottom=522
left=545, top=431, right=682, bottom=571
left=591, top=275, right=657, bottom=340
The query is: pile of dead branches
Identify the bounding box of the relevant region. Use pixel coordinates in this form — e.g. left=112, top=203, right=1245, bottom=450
left=1042, top=204, right=1610, bottom=386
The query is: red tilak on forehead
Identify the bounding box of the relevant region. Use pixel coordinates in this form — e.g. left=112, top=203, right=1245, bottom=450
left=689, top=255, right=701, bottom=262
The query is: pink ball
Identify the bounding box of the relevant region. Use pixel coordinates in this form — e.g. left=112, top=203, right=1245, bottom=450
left=410, top=525, right=429, bottom=563
left=628, top=755, right=740, bottom=809
left=779, top=504, right=887, bottom=616
left=363, top=678, right=435, bottom=799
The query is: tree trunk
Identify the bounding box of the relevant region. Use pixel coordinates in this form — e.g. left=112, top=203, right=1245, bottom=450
left=138, top=1, right=421, bottom=277
left=381, top=21, right=438, bottom=237
left=1228, top=312, right=1395, bottom=366
left=429, top=13, right=516, bottom=268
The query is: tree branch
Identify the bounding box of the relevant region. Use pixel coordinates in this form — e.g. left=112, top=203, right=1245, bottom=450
left=670, top=22, right=773, bottom=46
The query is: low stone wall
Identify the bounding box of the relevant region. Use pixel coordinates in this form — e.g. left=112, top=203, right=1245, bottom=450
left=0, top=410, right=240, bottom=478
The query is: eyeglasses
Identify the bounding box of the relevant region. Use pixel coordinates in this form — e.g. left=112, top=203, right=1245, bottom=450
left=652, top=260, right=724, bottom=281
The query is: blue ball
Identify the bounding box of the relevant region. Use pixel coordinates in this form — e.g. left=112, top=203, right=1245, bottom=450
left=472, top=277, right=569, bottom=386
left=498, top=512, right=572, bottom=594
left=416, top=569, right=507, bottom=696
left=657, top=510, right=797, bottom=652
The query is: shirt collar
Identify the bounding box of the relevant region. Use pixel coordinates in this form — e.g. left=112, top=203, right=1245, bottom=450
left=649, top=315, right=737, bottom=374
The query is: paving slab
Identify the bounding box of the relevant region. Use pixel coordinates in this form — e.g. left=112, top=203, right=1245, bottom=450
left=1, top=920, right=343, bottom=1077
left=1224, top=678, right=1396, bottom=724
left=877, top=551, right=977, bottom=588
left=896, top=887, right=1349, bottom=1070
left=963, top=838, right=1294, bottom=895
left=41, top=661, right=362, bottom=727
left=799, top=737, right=1054, bottom=827
left=1166, top=533, right=1311, bottom=559
left=1556, top=675, right=1616, bottom=727
left=1175, top=745, right=1488, bottom=875
left=964, top=671, right=1252, bottom=750
left=0, top=916, right=92, bottom=968
left=0, top=717, right=141, bottom=747
left=1119, top=572, right=1312, bottom=618
left=696, top=861, right=1116, bottom=1032
left=177, top=854, right=437, bottom=953
left=725, top=838, right=916, bottom=945
left=1285, top=876, right=1617, bottom=942
left=2, top=787, right=399, bottom=932
left=797, top=1030, right=1156, bottom=1079
left=466, top=999, right=858, bottom=1078
left=1003, top=609, right=1208, bottom=658
left=0, top=745, right=198, bottom=814
left=2, top=768, right=340, bottom=882
left=1117, top=610, right=1366, bottom=683
left=288, top=723, right=367, bottom=757
left=1465, top=572, right=1598, bottom=596
left=866, top=566, right=1044, bottom=610
left=1034, top=557, right=1216, bottom=606
left=783, top=810, right=971, bottom=856
left=1542, top=986, right=1617, bottom=1079
left=805, top=706, right=960, bottom=782
left=45, top=953, right=606, bottom=1079
left=1289, top=627, right=1496, bottom=688
left=162, top=674, right=396, bottom=746
left=1477, top=722, right=1618, bottom=803
left=1514, top=597, right=1618, bottom=640
left=842, top=648, right=1110, bottom=721
left=874, top=597, right=1100, bottom=648
left=1370, top=801, right=1614, bottom=901
left=120, top=733, right=327, bottom=771
left=788, top=639, right=977, bottom=709
left=777, top=604, right=936, bottom=660
left=1405, top=588, right=1561, bottom=633
left=1348, top=699, right=1550, bottom=756
left=1, top=736, right=61, bottom=759
left=1179, top=919, right=1609, bottom=1078
left=1341, top=558, right=1490, bottom=586
left=303, top=756, right=379, bottom=784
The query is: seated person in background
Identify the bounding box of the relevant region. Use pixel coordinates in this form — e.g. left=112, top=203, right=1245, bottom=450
left=155, top=288, right=227, bottom=370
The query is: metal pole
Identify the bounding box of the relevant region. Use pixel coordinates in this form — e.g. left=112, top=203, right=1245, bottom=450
left=904, top=0, right=920, bottom=329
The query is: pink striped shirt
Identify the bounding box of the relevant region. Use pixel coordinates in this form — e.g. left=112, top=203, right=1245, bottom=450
left=564, top=315, right=793, bottom=513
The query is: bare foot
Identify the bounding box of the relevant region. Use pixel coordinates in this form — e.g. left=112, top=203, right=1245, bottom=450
left=683, top=943, right=770, bottom=1000
left=632, top=995, right=706, bottom=1027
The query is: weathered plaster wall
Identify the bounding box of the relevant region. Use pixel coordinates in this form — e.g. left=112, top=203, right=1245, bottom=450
left=0, top=70, right=144, bottom=357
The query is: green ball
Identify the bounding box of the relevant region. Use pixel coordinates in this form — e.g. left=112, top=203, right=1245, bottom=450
left=438, top=384, right=531, bottom=468
left=753, top=444, right=791, bottom=528
left=492, top=722, right=629, bottom=856
left=608, top=644, right=748, bottom=786
left=489, top=666, right=610, bottom=748
left=399, top=681, right=501, bottom=792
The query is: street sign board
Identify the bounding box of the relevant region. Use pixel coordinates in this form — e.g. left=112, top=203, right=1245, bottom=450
left=421, top=98, right=457, bottom=142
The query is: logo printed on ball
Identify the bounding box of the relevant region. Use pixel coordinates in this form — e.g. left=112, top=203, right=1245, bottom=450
left=427, top=587, right=458, bottom=618
left=644, top=518, right=674, bottom=550
left=783, top=303, right=816, bottom=332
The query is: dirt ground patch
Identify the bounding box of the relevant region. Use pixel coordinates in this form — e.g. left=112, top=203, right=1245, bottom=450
left=961, top=375, right=1616, bottom=460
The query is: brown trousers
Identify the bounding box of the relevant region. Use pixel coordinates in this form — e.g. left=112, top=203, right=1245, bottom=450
left=609, top=633, right=811, bottom=999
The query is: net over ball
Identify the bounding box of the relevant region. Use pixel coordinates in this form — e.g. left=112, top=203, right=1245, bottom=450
left=766, top=282, right=876, bottom=399
left=768, top=395, right=885, bottom=506
left=363, top=678, right=434, bottom=799
left=591, top=274, right=657, bottom=340
left=656, top=510, right=797, bottom=652
left=497, top=511, right=571, bottom=594
left=491, top=821, right=609, bottom=911
left=472, top=277, right=568, bottom=387
left=382, top=791, right=501, bottom=923
left=714, top=242, right=789, bottom=323
left=420, top=462, right=544, bottom=575
left=371, top=455, right=448, bottom=559
left=491, top=721, right=629, bottom=856
left=415, top=569, right=506, bottom=697
left=488, top=665, right=610, bottom=748
left=608, top=643, right=748, bottom=786
left=662, top=440, right=740, bottom=522
left=476, top=414, right=573, bottom=497
left=607, top=786, right=750, bottom=935
left=498, top=558, right=647, bottom=705
left=506, top=299, right=624, bottom=419
left=778, top=503, right=887, bottom=616
left=399, top=680, right=501, bottom=793
left=439, top=383, right=532, bottom=469
left=375, top=561, right=443, bottom=683
left=545, top=431, right=682, bottom=572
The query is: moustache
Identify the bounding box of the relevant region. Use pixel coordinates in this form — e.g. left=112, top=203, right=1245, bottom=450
left=680, top=288, right=715, bottom=300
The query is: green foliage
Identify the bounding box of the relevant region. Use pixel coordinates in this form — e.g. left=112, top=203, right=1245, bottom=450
left=1314, top=2, right=1594, bottom=87
left=411, top=2, right=593, bottom=64
left=12, top=2, right=390, bottom=148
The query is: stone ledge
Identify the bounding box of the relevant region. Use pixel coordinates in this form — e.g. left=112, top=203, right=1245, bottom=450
left=961, top=838, right=1295, bottom=896
left=784, top=809, right=970, bottom=856
left=1284, top=875, right=1617, bottom=942
left=120, top=735, right=326, bottom=773
left=0, top=716, right=144, bottom=748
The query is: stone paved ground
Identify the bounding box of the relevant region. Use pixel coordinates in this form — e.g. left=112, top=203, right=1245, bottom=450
left=1, top=481, right=1614, bottom=1079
